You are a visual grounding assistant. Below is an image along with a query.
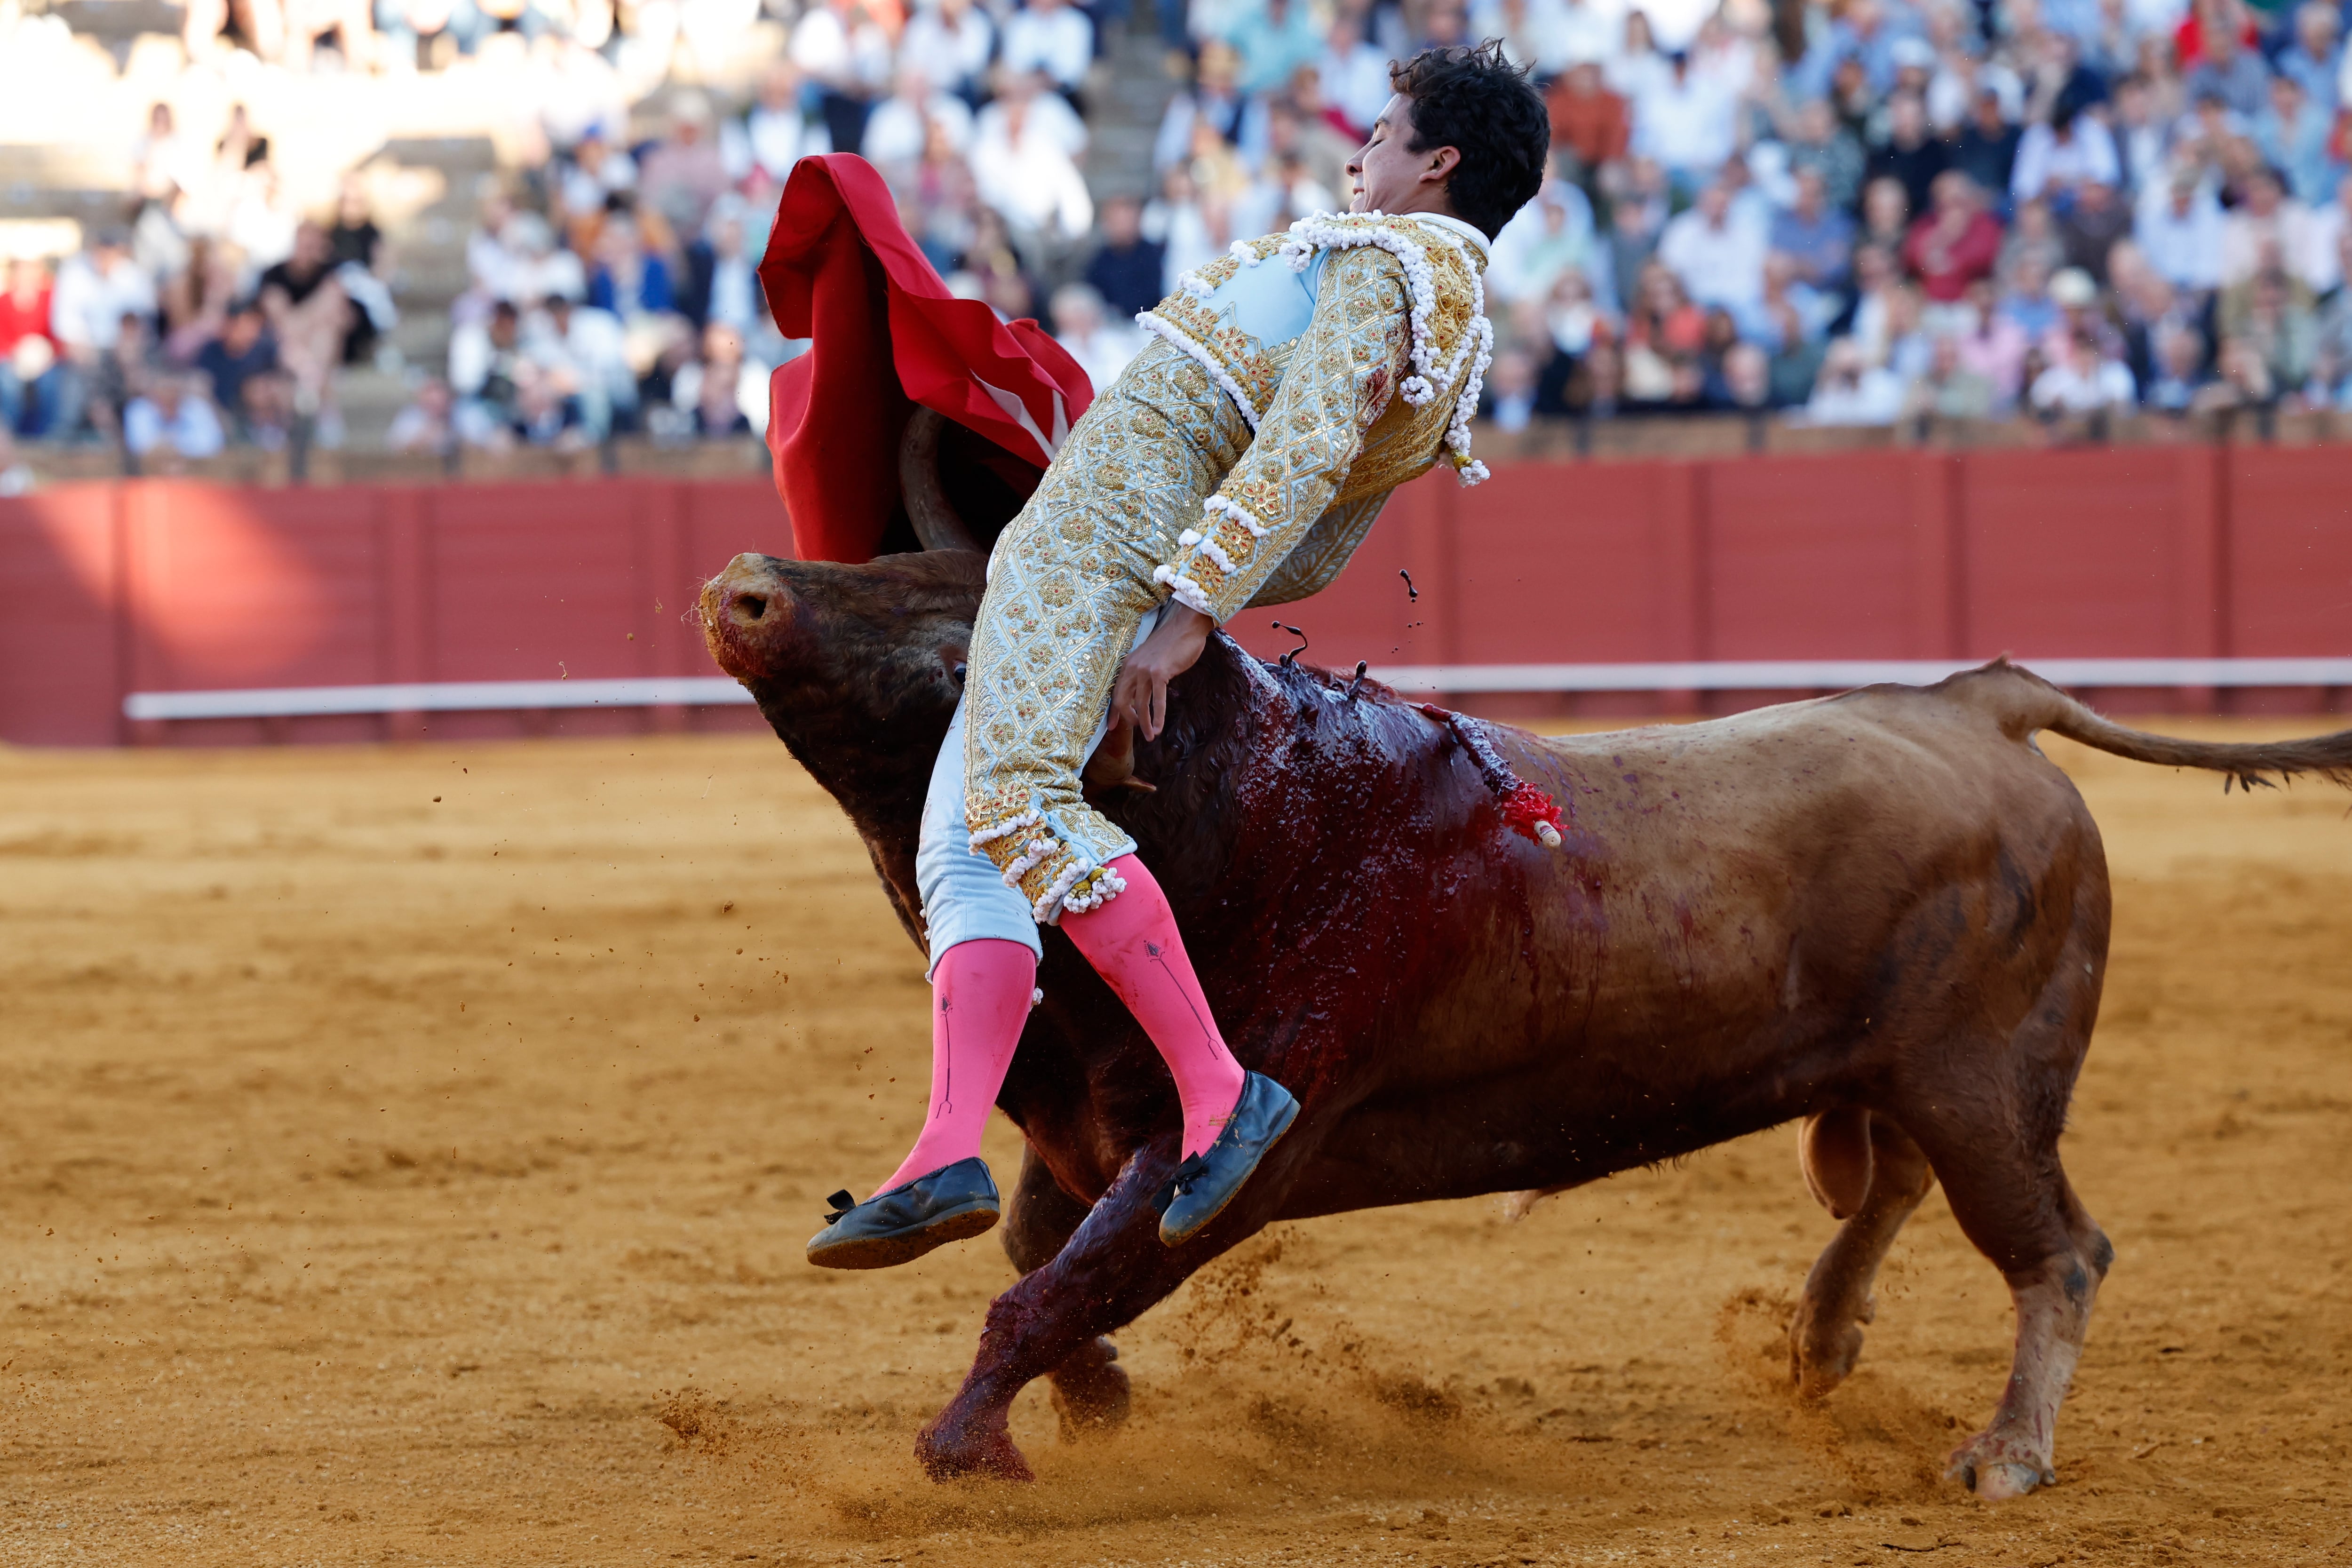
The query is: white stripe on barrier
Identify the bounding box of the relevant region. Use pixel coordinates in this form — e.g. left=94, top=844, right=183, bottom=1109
left=124, top=678, right=757, bottom=721
left=121, top=657, right=2352, bottom=723
left=1368, top=658, right=2352, bottom=694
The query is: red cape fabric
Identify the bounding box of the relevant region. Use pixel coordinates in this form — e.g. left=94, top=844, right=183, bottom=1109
left=757, top=154, right=1095, bottom=564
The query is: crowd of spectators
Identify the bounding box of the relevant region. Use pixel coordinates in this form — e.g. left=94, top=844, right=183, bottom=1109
left=0, top=107, right=397, bottom=461
left=1473, top=0, right=2352, bottom=425
left=12, top=0, right=2352, bottom=462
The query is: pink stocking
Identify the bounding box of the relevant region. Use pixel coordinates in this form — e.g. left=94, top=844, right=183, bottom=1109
left=1062, top=854, right=1247, bottom=1159
left=877, top=939, right=1037, bottom=1195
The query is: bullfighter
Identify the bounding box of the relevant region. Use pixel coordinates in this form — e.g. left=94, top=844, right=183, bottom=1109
left=810, top=40, right=1550, bottom=1267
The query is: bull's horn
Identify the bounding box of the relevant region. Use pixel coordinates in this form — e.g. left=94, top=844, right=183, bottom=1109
left=899, top=406, right=982, bottom=553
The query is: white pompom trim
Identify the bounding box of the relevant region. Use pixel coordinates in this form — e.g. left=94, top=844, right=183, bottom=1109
left=1152, top=563, right=1218, bottom=618
left=1203, top=494, right=1270, bottom=537
left=1276, top=212, right=1494, bottom=480
left=966, top=810, right=1044, bottom=852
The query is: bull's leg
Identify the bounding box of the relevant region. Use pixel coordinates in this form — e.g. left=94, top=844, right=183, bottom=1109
left=918, top=1108, right=1327, bottom=1481
left=1904, top=928, right=2113, bottom=1501
left=999, top=1144, right=1131, bottom=1441
left=1788, top=1110, right=1936, bottom=1398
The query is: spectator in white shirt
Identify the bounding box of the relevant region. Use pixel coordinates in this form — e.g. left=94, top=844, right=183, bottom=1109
left=2029, top=326, right=2137, bottom=412
left=1631, top=50, right=1739, bottom=189
left=49, top=232, right=159, bottom=362
left=2135, top=168, right=2226, bottom=292
left=1001, top=0, right=1096, bottom=99
left=791, top=0, right=894, bottom=154
left=1802, top=337, right=1907, bottom=423
left=2010, top=101, right=2121, bottom=202
left=2301, top=174, right=2352, bottom=293
left=971, top=72, right=1096, bottom=248
left=529, top=295, right=637, bottom=438
left=725, top=61, right=832, bottom=186
left=2219, top=166, right=2325, bottom=289
left=1656, top=179, right=1766, bottom=311
left=864, top=68, right=976, bottom=168
left=900, top=0, right=995, bottom=103
left=1049, top=282, right=1144, bottom=390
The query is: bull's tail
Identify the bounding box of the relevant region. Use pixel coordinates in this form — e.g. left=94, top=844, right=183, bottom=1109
left=1949, top=658, right=2352, bottom=792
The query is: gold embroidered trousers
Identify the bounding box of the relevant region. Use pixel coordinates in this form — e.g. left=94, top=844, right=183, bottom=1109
left=962, top=339, right=1249, bottom=921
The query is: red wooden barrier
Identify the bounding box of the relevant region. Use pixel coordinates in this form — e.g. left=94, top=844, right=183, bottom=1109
left=3, top=446, right=2347, bottom=749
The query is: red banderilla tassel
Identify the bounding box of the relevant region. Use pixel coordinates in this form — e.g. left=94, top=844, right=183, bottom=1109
left=1417, top=704, right=1565, bottom=850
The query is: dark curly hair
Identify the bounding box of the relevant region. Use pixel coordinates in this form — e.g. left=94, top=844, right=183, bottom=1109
left=1389, top=40, right=1549, bottom=239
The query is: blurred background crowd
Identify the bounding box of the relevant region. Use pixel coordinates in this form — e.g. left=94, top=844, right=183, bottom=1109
left=4, top=0, right=2352, bottom=475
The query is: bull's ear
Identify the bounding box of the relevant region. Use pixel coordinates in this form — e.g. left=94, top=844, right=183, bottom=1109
left=899, top=407, right=983, bottom=554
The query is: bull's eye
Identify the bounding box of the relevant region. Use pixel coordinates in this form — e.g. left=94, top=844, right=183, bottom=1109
left=734, top=593, right=767, bottom=622
left=951, top=662, right=968, bottom=686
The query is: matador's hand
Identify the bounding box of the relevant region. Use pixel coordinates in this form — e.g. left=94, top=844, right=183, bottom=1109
left=1113, top=605, right=1214, bottom=742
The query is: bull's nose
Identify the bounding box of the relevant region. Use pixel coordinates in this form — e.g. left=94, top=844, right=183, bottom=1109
left=731, top=590, right=769, bottom=624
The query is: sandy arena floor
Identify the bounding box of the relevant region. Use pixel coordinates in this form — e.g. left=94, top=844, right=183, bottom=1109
left=2, top=717, right=2349, bottom=1568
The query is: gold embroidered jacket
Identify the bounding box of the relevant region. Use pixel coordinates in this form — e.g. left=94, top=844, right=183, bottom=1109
left=1136, top=211, right=1494, bottom=625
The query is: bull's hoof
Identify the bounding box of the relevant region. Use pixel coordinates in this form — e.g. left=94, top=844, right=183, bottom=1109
left=915, top=1409, right=1033, bottom=1482
left=1788, top=1306, right=1865, bottom=1400
left=1946, top=1435, right=2055, bottom=1501
left=1049, top=1337, right=1131, bottom=1441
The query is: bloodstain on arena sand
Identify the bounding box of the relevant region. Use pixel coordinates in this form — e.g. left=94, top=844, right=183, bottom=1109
left=0, top=729, right=2347, bottom=1564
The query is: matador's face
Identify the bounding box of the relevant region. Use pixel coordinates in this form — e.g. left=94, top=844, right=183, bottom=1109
left=1347, top=94, right=1460, bottom=216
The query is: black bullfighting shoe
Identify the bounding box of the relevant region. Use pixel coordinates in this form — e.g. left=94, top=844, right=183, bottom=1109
left=1154, top=1072, right=1300, bottom=1246
left=805, top=1157, right=1000, bottom=1270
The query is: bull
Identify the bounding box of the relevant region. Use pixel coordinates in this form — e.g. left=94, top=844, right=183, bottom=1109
left=699, top=533, right=2352, bottom=1496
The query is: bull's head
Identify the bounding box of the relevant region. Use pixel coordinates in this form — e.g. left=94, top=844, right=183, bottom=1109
left=702, top=548, right=982, bottom=810
left=697, top=410, right=1006, bottom=941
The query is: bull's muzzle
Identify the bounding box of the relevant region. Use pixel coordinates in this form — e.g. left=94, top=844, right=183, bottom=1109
left=701, top=553, right=791, bottom=681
